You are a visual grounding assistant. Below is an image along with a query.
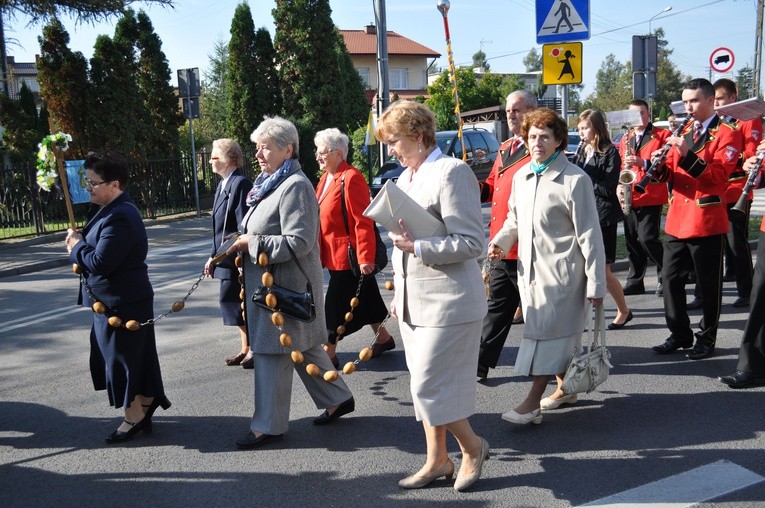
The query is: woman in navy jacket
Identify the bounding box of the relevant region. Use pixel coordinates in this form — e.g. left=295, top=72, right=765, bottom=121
left=203, top=139, right=253, bottom=367
left=66, top=152, right=170, bottom=444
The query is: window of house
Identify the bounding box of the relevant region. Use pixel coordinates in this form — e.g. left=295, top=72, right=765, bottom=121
left=357, top=68, right=371, bottom=88
left=389, top=68, right=408, bottom=89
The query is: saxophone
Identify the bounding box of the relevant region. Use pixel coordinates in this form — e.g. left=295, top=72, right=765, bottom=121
left=619, top=128, right=637, bottom=215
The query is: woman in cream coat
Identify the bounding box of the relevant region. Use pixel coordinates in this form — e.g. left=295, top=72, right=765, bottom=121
left=489, top=108, right=606, bottom=425
left=375, top=101, right=489, bottom=492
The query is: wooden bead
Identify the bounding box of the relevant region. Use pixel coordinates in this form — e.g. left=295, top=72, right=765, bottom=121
left=349, top=297, right=360, bottom=308
left=234, top=255, right=243, bottom=268
left=306, top=364, right=320, bottom=376
left=323, top=370, right=339, bottom=382
left=271, top=311, right=285, bottom=327
left=291, top=350, right=304, bottom=364
left=262, top=272, right=274, bottom=287
left=241, top=312, right=246, bottom=321
left=240, top=301, right=245, bottom=310
left=108, top=316, right=123, bottom=328
left=343, top=362, right=356, bottom=374
left=279, top=332, right=293, bottom=347
left=72, top=263, right=83, bottom=274
left=239, top=289, right=245, bottom=300
left=265, top=293, right=278, bottom=308
left=258, top=252, right=269, bottom=266
left=384, top=280, right=394, bottom=290
left=238, top=274, right=244, bottom=285
left=344, top=312, right=354, bottom=322
left=171, top=301, right=185, bottom=312
left=359, top=347, right=373, bottom=361
left=125, top=320, right=141, bottom=331
left=92, top=301, right=107, bottom=314
left=335, top=325, right=346, bottom=336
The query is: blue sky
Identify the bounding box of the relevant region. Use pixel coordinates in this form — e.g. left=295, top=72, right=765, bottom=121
left=4, top=0, right=759, bottom=101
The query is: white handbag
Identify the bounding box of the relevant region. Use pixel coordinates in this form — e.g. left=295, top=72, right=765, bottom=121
left=561, top=304, right=613, bottom=395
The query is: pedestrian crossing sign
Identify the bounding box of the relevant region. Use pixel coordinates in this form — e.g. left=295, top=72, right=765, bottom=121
left=542, top=42, right=583, bottom=85
left=536, top=0, right=590, bottom=44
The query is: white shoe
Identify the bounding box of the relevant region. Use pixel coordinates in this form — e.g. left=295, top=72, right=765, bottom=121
left=501, top=408, right=542, bottom=425
left=540, top=393, right=578, bottom=411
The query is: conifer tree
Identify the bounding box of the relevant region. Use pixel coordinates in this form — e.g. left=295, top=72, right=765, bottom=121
left=226, top=2, right=259, bottom=147
left=252, top=27, right=282, bottom=123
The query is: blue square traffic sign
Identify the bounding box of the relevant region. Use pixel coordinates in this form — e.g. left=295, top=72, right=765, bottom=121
left=536, top=0, right=590, bottom=44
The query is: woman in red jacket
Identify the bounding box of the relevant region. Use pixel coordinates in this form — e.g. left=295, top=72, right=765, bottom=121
left=314, top=128, right=394, bottom=368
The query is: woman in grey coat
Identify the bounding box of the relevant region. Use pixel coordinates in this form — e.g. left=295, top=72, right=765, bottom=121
left=489, top=108, right=606, bottom=425
left=227, top=116, right=354, bottom=450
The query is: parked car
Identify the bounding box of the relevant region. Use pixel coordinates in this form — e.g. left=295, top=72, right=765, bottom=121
left=370, top=127, right=500, bottom=195
left=565, top=131, right=581, bottom=161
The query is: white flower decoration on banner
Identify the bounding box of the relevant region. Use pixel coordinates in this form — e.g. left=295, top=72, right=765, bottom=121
left=36, top=132, right=72, bottom=192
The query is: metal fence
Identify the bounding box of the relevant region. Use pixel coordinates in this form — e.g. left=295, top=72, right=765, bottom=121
left=0, top=149, right=261, bottom=240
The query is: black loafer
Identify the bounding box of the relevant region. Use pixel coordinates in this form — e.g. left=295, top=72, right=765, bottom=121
left=719, top=370, right=761, bottom=388
left=686, top=297, right=704, bottom=310
left=236, top=432, right=283, bottom=450
left=313, top=397, right=355, bottom=425
left=608, top=310, right=633, bottom=330
left=732, top=297, right=750, bottom=308
left=652, top=336, right=693, bottom=354
left=623, top=285, right=645, bottom=296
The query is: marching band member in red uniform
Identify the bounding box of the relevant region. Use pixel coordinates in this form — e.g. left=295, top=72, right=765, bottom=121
left=714, top=78, right=760, bottom=307
left=651, top=78, right=742, bottom=360
left=476, top=90, right=536, bottom=380
left=720, top=141, right=765, bottom=388
left=619, top=99, right=670, bottom=297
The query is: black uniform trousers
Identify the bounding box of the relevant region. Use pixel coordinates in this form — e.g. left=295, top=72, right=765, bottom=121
left=663, top=233, right=724, bottom=343
left=624, top=204, right=664, bottom=289
left=478, top=259, right=521, bottom=369
left=735, top=237, right=765, bottom=375
left=723, top=202, right=753, bottom=299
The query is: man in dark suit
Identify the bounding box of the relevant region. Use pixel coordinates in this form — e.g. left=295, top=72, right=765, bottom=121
left=476, top=90, right=536, bottom=380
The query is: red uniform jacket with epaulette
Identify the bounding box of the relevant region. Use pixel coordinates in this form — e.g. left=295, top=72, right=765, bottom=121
left=618, top=123, right=670, bottom=207
left=659, top=115, right=741, bottom=239
left=724, top=117, right=761, bottom=203
left=478, top=137, right=529, bottom=260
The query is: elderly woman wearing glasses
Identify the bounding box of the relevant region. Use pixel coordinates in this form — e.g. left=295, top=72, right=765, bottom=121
left=227, top=117, right=355, bottom=450
left=66, top=152, right=171, bottom=444
left=314, top=128, right=393, bottom=368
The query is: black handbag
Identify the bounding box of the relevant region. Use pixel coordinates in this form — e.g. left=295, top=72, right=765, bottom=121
left=340, top=173, right=388, bottom=278
left=251, top=242, right=316, bottom=323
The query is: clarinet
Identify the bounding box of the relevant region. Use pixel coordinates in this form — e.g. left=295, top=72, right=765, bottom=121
left=634, top=116, right=692, bottom=194
left=731, top=151, right=765, bottom=214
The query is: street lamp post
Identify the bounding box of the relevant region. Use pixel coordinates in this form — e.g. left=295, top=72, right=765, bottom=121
left=648, top=6, right=672, bottom=35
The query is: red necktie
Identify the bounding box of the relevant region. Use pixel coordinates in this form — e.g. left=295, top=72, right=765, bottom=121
left=692, top=121, right=702, bottom=143
left=512, top=138, right=522, bottom=154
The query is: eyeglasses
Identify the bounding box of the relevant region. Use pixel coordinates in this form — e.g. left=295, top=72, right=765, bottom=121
left=85, top=179, right=111, bottom=188
left=209, top=156, right=220, bottom=161
left=315, top=149, right=334, bottom=159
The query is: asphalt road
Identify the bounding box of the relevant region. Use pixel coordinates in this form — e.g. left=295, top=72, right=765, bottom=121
left=1, top=213, right=764, bottom=507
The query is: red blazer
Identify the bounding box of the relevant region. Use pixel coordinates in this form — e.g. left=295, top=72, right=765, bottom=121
left=724, top=117, right=761, bottom=203
left=659, top=115, right=741, bottom=239
left=316, top=161, right=376, bottom=270
left=619, top=123, right=670, bottom=208
left=478, top=137, right=529, bottom=260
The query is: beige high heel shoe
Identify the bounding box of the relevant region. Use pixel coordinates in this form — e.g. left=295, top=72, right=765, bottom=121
left=398, top=459, right=455, bottom=489
left=454, top=438, right=490, bottom=492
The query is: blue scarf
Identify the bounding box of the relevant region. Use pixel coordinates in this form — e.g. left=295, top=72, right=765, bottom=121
left=531, top=150, right=561, bottom=175
left=246, top=158, right=297, bottom=207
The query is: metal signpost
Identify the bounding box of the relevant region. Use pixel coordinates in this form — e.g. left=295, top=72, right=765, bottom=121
left=178, top=68, right=201, bottom=216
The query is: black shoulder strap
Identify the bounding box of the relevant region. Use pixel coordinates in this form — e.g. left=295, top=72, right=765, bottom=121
left=339, top=173, right=352, bottom=237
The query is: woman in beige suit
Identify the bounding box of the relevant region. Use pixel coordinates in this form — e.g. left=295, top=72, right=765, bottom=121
left=375, top=101, right=489, bottom=493
left=489, top=108, right=606, bottom=424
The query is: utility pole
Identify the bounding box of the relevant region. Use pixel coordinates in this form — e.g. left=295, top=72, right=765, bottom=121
left=754, top=0, right=764, bottom=97
left=374, top=0, right=390, bottom=169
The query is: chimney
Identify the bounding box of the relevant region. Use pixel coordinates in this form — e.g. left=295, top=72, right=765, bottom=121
left=364, top=24, right=376, bottom=35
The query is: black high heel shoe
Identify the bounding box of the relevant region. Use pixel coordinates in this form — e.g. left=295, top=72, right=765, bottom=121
left=143, top=395, right=172, bottom=420
left=105, top=417, right=152, bottom=444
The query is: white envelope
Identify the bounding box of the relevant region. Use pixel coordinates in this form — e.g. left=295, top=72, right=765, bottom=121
left=363, top=180, right=446, bottom=238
